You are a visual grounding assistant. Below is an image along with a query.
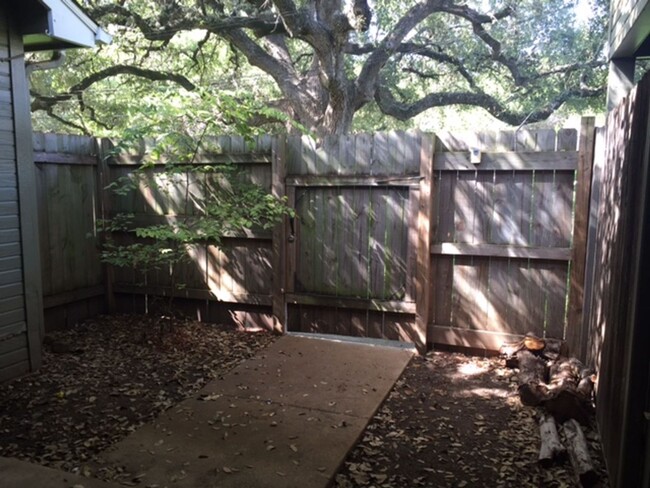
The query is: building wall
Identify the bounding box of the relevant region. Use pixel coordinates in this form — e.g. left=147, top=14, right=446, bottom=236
left=609, top=0, right=650, bottom=56
left=0, top=5, right=42, bottom=382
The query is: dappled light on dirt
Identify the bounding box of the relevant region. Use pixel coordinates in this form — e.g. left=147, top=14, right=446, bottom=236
left=335, top=351, right=608, bottom=487
left=457, top=361, right=489, bottom=377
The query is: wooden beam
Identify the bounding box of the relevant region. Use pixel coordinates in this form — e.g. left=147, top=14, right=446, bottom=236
left=116, top=283, right=272, bottom=306
left=567, top=117, right=596, bottom=359
left=109, top=152, right=272, bottom=166
left=285, top=293, right=416, bottom=314
left=580, top=126, right=606, bottom=366
left=434, top=151, right=578, bottom=171
left=416, top=133, right=434, bottom=352
left=97, top=138, right=115, bottom=312
left=271, top=136, right=288, bottom=333
left=43, top=285, right=105, bottom=309
left=285, top=185, right=297, bottom=294
left=123, top=214, right=273, bottom=240
left=286, top=174, right=422, bottom=187
left=428, top=325, right=525, bottom=352
left=33, top=151, right=98, bottom=166
left=431, top=242, right=571, bottom=261
left=9, top=24, right=43, bottom=371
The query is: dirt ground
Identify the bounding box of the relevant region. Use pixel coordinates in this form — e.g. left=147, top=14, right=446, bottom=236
left=0, top=316, right=609, bottom=487
left=335, top=351, right=609, bottom=488
left=0, top=315, right=275, bottom=476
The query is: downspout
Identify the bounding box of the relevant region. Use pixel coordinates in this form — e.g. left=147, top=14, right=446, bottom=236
left=25, top=50, right=66, bottom=77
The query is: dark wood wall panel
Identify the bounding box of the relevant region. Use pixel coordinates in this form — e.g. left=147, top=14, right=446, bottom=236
left=0, top=6, right=31, bottom=382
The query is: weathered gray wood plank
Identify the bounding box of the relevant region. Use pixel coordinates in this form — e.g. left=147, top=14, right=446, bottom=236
left=434, top=151, right=578, bottom=170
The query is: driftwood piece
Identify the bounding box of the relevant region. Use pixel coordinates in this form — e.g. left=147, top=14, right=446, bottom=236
left=517, top=350, right=548, bottom=406
left=538, top=414, right=567, bottom=467
left=563, top=419, right=598, bottom=487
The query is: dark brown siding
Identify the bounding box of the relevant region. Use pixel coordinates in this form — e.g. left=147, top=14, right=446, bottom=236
left=0, top=6, right=34, bottom=382
left=587, top=71, right=650, bottom=488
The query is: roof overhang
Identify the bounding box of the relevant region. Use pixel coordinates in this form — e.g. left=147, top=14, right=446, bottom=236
left=609, top=1, right=650, bottom=58
left=9, top=0, right=112, bottom=52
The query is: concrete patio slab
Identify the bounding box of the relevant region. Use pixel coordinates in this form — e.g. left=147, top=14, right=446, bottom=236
left=0, top=457, right=122, bottom=488
left=202, top=334, right=414, bottom=418
left=100, top=335, right=413, bottom=487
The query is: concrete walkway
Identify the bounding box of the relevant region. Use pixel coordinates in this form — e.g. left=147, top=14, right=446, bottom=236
left=3, top=334, right=413, bottom=488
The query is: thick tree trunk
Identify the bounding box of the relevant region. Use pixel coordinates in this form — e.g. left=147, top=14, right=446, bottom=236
left=538, top=413, right=567, bottom=467
left=563, top=419, right=598, bottom=487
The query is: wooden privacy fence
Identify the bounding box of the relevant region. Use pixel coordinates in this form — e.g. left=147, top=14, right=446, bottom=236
left=428, top=126, right=593, bottom=351
left=33, top=133, right=104, bottom=329
left=33, top=121, right=596, bottom=354
left=106, top=135, right=276, bottom=329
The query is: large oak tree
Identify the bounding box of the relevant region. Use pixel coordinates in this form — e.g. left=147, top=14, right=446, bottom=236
left=30, top=0, right=607, bottom=137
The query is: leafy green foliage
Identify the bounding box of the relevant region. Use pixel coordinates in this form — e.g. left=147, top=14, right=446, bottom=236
left=96, top=128, right=290, bottom=310
left=29, top=0, right=608, bottom=136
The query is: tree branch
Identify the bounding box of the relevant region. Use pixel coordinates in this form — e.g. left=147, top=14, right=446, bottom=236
left=471, top=21, right=527, bottom=85
left=31, top=65, right=196, bottom=113
left=91, top=3, right=287, bottom=41
left=355, top=0, right=445, bottom=104
left=46, top=108, right=91, bottom=135
left=348, top=41, right=477, bottom=87
left=375, top=84, right=605, bottom=125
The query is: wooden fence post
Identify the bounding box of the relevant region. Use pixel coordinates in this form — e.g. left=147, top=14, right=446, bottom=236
left=96, top=138, right=116, bottom=313
left=272, top=135, right=288, bottom=333
left=416, top=133, right=435, bottom=352
left=567, top=117, right=596, bottom=360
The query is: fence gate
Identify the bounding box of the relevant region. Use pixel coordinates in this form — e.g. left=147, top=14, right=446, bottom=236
left=272, top=126, right=592, bottom=353
left=274, top=132, right=430, bottom=349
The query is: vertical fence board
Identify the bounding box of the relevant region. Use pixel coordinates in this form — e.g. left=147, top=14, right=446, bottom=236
left=485, top=258, right=510, bottom=333
left=454, top=172, right=476, bottom=243
left=531, top=171, right=556, bottom=247
left=544, top=261, right=569, bottom=338
left=272, top=135, right=287, bottom=331
left=567, top=117, right=596, bottom=358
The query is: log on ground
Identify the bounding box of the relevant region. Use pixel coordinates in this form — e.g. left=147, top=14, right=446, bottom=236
left=516, top=350, right=548, bottom=406
left=538, top=413, right=567, bottom=468
left=545, top=357, right=594, bottom=424
left=563, top=419, right=598, bottom=487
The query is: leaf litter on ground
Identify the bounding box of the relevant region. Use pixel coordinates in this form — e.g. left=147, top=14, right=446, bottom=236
left=0, top=314, right=275, bottom=479
left=1, top=318, right=610, bottom=487
left=334, top=351, right=610, bottom=488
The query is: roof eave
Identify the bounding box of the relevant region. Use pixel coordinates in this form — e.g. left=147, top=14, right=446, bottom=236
left=22, top=0, right=112, bottom=52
